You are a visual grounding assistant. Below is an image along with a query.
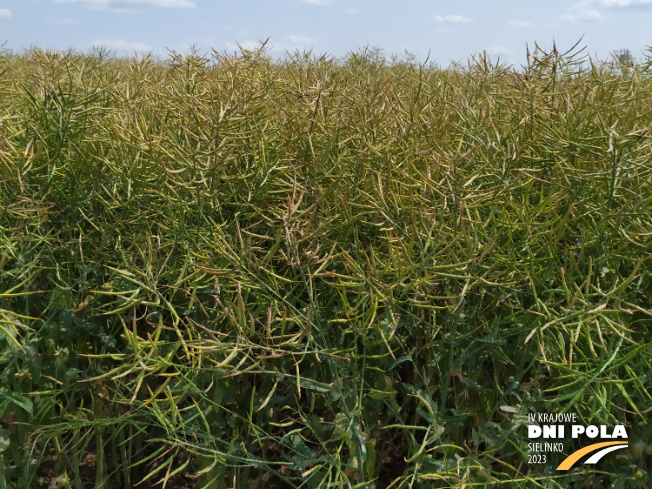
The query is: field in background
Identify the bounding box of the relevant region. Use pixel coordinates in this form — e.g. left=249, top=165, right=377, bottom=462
left=0, top=43, right=651, bottom=488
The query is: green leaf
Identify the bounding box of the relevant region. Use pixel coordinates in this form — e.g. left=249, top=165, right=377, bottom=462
left=0, top=389, right=33, bottom=416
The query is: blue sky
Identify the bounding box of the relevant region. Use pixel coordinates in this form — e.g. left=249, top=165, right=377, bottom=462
left=1, top=0, right=651, bottom=66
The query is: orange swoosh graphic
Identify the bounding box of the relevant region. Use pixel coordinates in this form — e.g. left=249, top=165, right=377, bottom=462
left=557, top=441, right=628, bottom=470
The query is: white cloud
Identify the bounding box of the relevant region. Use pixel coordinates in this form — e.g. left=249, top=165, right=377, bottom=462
left=486, top=45, right=514, bottom=55
left=286, top=35, right=313, bottom=45
left=597, top=0, right=652, bottom=7
left=299, top=0, right=332, bottom=5
left=561, top=8, right=602, bottom=22
left=223, top=37, right=316, bottom=56
left=433, top=14, right=472, bottom=24
left=55, top=0, right=195, bottom=11
left=224, top=40, right=265, bottom=52
left=92, top=39, right=153, bottom=52
left=509, top=19, right=535, bottom=28
left=594, top=0, right=652, bottom=12
left=0, top=8, right=12, bottom=18
left=561, top=0, right=652, bottom=23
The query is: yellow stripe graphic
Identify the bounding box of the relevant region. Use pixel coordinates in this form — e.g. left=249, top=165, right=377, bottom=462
left=556, top=441, right=628, bottom=470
